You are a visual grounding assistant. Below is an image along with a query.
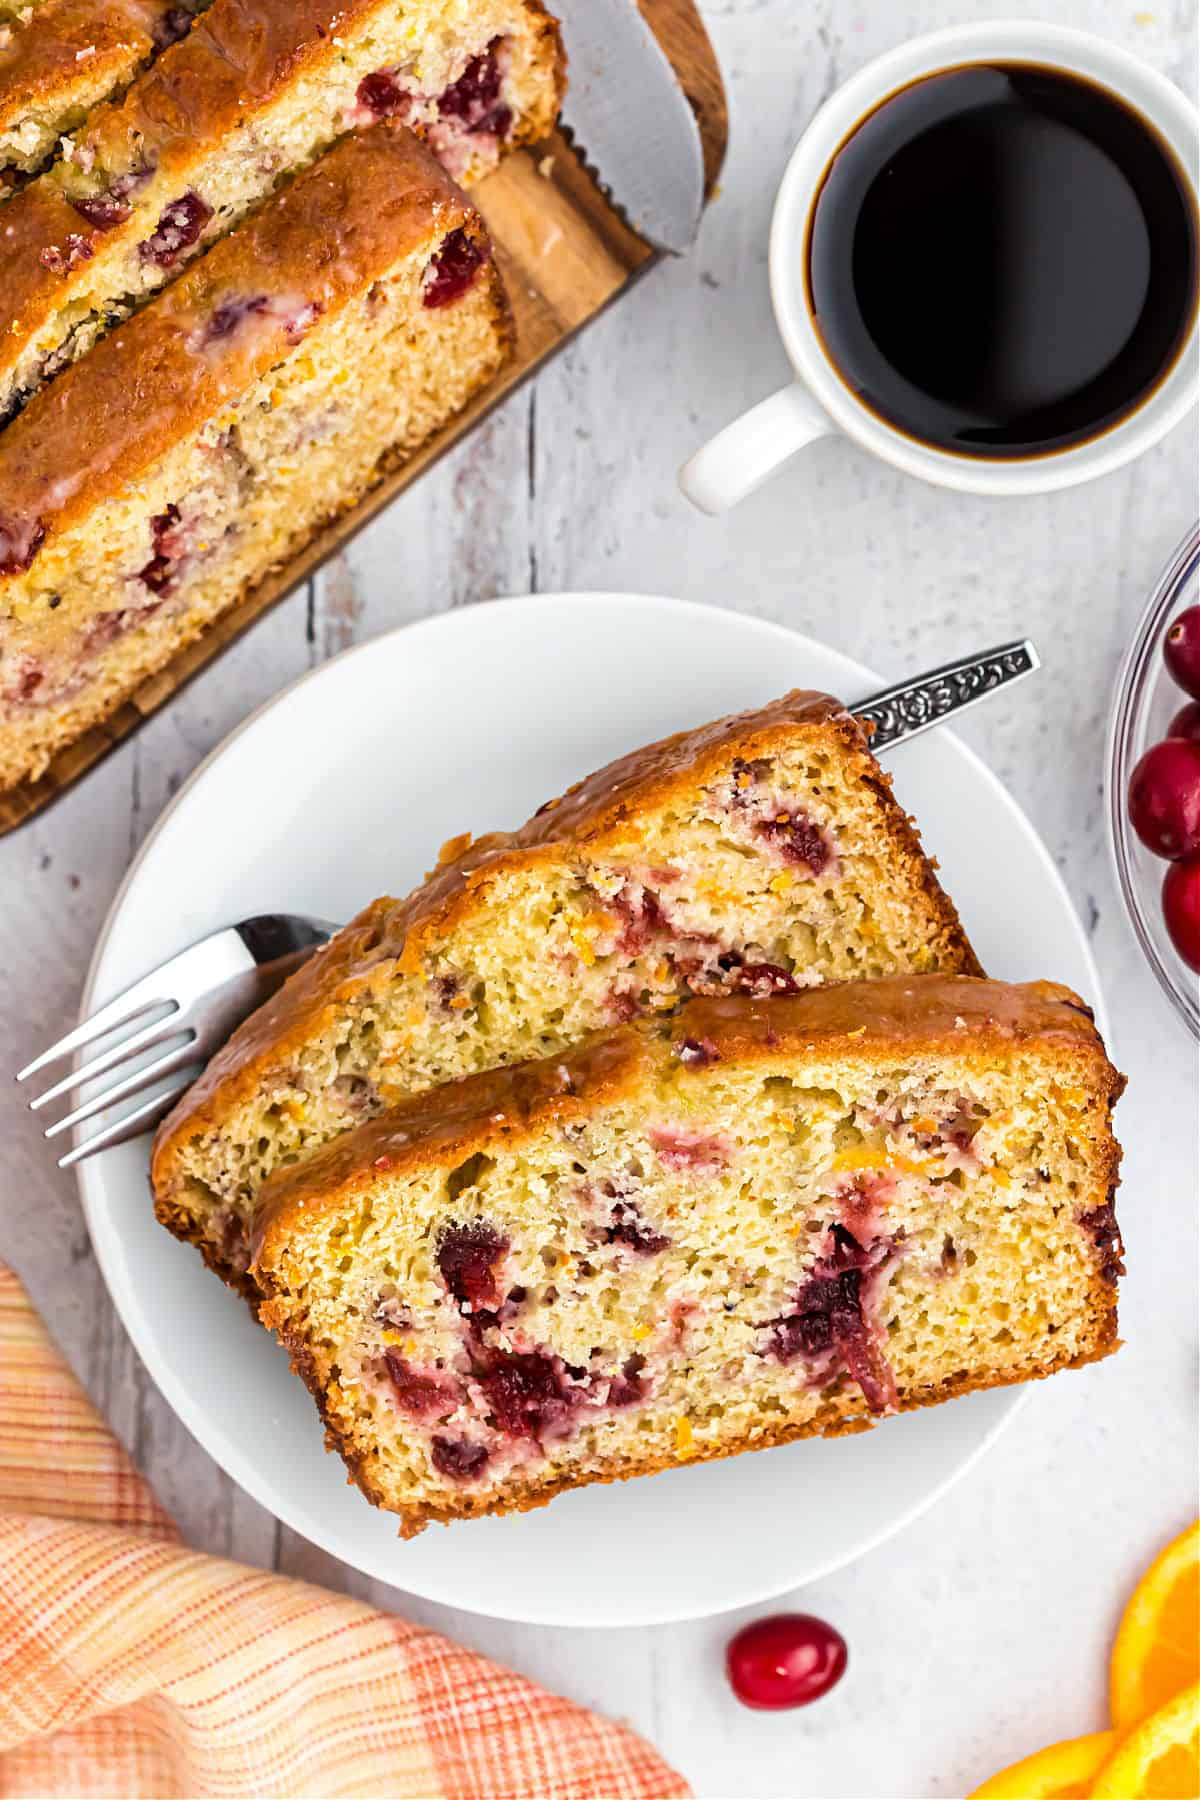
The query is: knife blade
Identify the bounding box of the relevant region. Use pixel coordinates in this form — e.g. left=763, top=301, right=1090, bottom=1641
left=555, top=0, right=707, bottom=255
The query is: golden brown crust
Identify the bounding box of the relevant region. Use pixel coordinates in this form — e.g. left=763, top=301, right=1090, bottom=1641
left=0, top=0, right=163, bottom=140
left=250, top=973, right=1121, bottom=1270
left=0, top=121, right=477, bottom=555
left=151, top=692, right=981, bottom=1206
left=0, top=0, right=563, bottom=378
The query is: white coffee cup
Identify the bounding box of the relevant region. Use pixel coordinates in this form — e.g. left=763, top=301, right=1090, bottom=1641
left=679, top=21, right=1199, bottom=513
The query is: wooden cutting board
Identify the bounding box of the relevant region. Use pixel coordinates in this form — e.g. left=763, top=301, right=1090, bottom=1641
left=0, top=0, right=728, bottom=834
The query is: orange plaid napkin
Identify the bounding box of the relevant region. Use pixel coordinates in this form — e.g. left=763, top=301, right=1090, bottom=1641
left=0, top=1264, right=690, bottom=1800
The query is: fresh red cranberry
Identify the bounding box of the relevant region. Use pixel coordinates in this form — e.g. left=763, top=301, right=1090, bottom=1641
left=607, top=1199, right=669, bottom=1255
left=138, top=556, right=174, bottom=594
left=70, top=190, right=132, bottom=229
left=437, top=1220, right=508, bottom=1310
left=1165, top=605, right=1200, bottom=699
left=765, top=1226, right=896, bottom=1415
left=437, top=43, right=502, bottom=121
left=1079, top=1201, right=1125, bottom=1285
left=1162, top=854, right=1200, bottom=972
left=356, top=69, right=410, bottom=120
left=726, top=1614, right=848, bottom=1710
left=755, top=810, right=831, bottom=873
left=422, top=228, right=487, bottom=309
left=1128, top=739, right=1200, bottom=859
left=137, top=503, right=181, bottom=594
left=676, top=1036, right=720, bottom=1068
left=730, top=957, right=799, bottom=997
left=39, top=234, right=94, bottom=276
left=0, top=514, right=45, bottom=575
left=476, top=1348, right=574, bottom=1439
left=382, top=1350, right=458, bottom=1421
left=69, top=162, right=151, bottom=231
left=607, top=1353, right=648, bottom=1407
left=482, top=103, right=514, bottom=139
left=139, top=191, right=212, bottom=267
left=611, top=884, right=668, bottom=954
left=431, top=1435, right=489, bottom=1481
left=1168, top=699, right=1200, bottom=742
left=202, top=292, right=269, bottom=344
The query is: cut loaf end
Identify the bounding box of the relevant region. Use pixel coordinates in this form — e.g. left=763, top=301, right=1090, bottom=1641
left=0, top=120, right=512, bottom=791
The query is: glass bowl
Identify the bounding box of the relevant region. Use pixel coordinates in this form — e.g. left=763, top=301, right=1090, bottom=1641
left=1106, top=521, right=1200, bottom=1039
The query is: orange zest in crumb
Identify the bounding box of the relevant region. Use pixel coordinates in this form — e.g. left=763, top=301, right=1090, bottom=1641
left=674, top=1416, right=695, bottom=1457
left=831, top=1147, right=925, bottom=1177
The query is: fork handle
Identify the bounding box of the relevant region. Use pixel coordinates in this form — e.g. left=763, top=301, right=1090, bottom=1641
left=851, top=639, right=1040, bottom=752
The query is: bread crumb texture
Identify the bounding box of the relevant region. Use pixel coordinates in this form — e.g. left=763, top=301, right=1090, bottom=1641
left=251, top=980, right=1124, bottom=1533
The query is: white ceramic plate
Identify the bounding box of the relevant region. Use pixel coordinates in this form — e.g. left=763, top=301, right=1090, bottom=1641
left=80, top=593, right=1105, bottom=1628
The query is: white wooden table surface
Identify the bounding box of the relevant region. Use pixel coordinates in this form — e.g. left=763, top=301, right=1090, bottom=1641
left=2, top=3, right=1197, bottom=1796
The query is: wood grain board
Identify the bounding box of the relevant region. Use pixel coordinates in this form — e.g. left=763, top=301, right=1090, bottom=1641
left=0, top=0, right=728, bottom=834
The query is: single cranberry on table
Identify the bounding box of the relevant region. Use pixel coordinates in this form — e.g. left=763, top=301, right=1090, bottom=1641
left=1162, top=855, right=1200, bottom=972
left=725, top=1612, right=848, bottom=1710
left=1167, top=699, right=1200, bottom=742
left=1164, top=604, right=1200, bottom=699
left=1127, top=738, right=1200, bottom=859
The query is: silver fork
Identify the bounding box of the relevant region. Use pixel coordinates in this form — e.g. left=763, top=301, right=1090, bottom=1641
left=17, top=638, right=1038, bottom=1168
left=16, top=914, right=336, bottom=1169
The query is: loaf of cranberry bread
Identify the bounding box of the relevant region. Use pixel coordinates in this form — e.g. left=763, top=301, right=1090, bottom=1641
left=152, top=692, right=981, bottom=1292
left=0, top=0, right=562, bottom=418
left=0, top=120, right=511, bottom=787
left=251, top=976, right=1124, bottom=1534
left=0, top=0, right=209, bottom=197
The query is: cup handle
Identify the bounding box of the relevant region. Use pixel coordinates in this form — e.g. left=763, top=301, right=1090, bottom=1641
left=678, top=383, right=836, bottom=515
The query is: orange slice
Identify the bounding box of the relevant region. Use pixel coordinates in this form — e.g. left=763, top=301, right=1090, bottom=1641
left=1091, top=1680, right=1200, bottom=1798
left=966, top=1730, right=1118, bottom=1798
left=1111, top=1519, right=1200, bottom=1729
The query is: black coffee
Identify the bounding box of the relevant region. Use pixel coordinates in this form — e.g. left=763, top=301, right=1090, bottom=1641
left=805, top=63, right=1198, bottom=458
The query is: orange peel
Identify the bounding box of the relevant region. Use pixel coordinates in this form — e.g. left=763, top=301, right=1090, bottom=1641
left=966, top=1729, right=1117, bottom=1798
left=1111, top=1519, right=1200, bottom=1729
left=1091, top=1679, right=1200, bottom=1798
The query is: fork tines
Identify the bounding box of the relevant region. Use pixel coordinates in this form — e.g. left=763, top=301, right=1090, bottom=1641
left=17, top=976, right=198, bottom=1169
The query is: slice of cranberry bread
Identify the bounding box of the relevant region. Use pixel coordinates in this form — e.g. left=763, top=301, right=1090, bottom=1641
left=251, top=975, right=1124, bottom=1535
left=0, top=120, right=511, bottom=788
left=0, top=0, right=210, bottom=197
left=151, top=692, right=981, bottom=1292
left=0, top=0, right=562, bottom=418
